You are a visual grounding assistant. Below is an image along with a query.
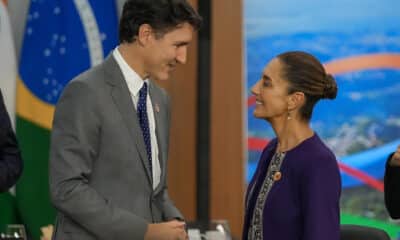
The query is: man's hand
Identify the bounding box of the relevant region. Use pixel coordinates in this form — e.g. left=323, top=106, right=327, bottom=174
left=390, top=145, right=400, bottom=167
left=144, top=220, right=188, bottom=240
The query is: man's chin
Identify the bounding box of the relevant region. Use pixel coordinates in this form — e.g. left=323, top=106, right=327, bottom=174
left=157, top=73, right=170, bottom=81
left=149, top=72, right=169, bottom=81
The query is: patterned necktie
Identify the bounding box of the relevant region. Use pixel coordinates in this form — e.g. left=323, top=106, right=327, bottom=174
left=137, top=82, right=152, bottom=179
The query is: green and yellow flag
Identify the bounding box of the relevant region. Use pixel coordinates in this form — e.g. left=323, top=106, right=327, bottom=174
left=16, top=1, right=118, bottom=239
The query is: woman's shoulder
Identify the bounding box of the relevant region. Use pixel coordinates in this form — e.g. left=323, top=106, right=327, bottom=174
left=289, top=134, right=338, bottom=168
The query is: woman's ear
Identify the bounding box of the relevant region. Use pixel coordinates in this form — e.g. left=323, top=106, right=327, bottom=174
left=288, top=92, right=305, bottom=111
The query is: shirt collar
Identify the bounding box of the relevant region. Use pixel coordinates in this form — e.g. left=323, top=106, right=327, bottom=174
left=113, top=47, right=148, bottom=97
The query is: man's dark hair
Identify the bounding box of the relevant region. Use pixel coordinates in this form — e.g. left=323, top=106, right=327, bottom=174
left=119, top=0, right=202, bottom=43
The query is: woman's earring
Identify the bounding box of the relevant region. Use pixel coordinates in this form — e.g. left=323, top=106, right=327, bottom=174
left=287, top=110, right=291, bottom=120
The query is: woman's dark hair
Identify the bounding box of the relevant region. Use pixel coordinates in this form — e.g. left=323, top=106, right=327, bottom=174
left=277, top=51, right=338, bottom=121
left=119, top=0, right=202, bottom=43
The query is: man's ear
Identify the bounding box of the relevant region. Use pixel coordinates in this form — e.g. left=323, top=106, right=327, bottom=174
left=137, top=24, right=154, bottom=46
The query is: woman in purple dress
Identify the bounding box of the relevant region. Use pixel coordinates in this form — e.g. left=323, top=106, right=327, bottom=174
left=243, top=51, right=341, bottom=240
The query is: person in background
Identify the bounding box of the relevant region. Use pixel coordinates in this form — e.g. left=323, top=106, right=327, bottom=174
left=243, top=51, right=341, bottom=240
left=49, top=0, right=202, bottom=239
left=384, top=145, right=400, bottom=219
left=0, top=89, right=23, bottom=193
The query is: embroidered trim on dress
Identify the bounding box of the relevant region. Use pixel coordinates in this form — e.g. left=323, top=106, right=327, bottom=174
left=248, top=152, right=286, bottom=240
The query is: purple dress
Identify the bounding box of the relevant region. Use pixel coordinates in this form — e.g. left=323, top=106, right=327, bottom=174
left=242, top=134, right=341, bottom=240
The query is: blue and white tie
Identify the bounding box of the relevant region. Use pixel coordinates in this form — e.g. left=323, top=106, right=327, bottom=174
left=137, top=82, right=152, bottom=179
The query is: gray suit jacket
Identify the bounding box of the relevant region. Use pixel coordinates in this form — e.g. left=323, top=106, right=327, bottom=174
left=49, top=54, right=183, bottom=240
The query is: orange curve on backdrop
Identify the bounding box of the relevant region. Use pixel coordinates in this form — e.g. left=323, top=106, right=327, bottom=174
left=324, top=53, right=400, bottom=74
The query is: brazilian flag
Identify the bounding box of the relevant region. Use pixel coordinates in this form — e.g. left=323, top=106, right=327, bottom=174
left=16, top=1, right=118, bottom=239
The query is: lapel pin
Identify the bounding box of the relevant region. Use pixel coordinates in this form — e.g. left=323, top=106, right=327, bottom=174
left=155, top=103, right=160, bottom=113
left=273, top=171, right=282, bottom=181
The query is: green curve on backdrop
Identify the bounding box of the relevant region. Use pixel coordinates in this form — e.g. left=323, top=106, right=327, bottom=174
left=341, top=213, right=400, bottom=238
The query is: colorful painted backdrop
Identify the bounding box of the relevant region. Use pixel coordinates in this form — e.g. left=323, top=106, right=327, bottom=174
left=245, top=0, right=400, bottom=238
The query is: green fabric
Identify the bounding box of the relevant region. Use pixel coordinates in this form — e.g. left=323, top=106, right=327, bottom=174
left=15, top=117, right=55, bottom=240
left=0, top=192, right=19, bottom=233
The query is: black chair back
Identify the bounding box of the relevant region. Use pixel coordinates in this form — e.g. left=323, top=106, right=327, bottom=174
left=340, top=224, right=390, bottom=240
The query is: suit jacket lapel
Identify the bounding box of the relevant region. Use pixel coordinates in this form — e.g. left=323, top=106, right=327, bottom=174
left=103, top=55, right=153, bottom=185
left=148, top=81, right=167, bottom=194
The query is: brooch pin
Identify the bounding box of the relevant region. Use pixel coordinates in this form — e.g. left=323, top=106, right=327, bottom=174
left=155, top=103, right=160, bottom=113
left=273, top=171, right=282, bottom=181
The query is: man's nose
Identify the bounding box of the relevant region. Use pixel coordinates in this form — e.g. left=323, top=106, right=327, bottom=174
left=176, top=46, right=187, bottom=64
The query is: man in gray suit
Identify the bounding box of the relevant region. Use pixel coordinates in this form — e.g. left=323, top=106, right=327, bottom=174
left=49, top=1, right=202, bottom=239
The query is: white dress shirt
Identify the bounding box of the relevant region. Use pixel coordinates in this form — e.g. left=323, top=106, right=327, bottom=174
left=113, top=48, right=161, bottom=190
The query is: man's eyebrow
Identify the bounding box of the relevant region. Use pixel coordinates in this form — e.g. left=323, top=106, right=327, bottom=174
left=175, top=41, right=190, bottom=46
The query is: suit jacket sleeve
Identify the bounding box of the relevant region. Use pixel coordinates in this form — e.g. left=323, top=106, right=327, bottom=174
left=49, top=80, right=148, bottom=240
left=160, top=187, right=184, bottom=221
left=0, top=90, right=23, bottom=192
left=158, top=93, right=184, bottom=221
left=384, top=153, right=400, bottom=219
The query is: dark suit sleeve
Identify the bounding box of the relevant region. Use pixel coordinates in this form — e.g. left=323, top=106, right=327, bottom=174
left=384, top=153, right=400, bottom=219
left=0, top=90, right=23, bottom=192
